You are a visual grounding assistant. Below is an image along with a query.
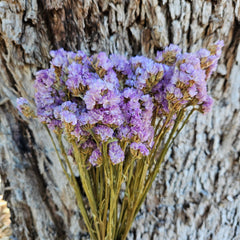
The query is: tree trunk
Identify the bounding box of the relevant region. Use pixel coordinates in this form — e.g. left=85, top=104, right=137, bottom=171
left=0, top=0, right=240, bottom=239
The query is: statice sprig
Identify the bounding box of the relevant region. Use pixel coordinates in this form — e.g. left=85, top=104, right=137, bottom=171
left=16, top=40, right=223, bottom=240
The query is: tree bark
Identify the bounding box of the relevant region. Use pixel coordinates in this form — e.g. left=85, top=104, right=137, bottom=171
left=0, top=0, right=240, bottom=239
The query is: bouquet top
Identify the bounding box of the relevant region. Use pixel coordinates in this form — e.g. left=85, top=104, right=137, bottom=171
left=17, top=41, right=223, bottom=166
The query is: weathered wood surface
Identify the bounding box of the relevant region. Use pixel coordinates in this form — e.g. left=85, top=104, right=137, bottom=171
left=0, top=0, right=239, bottom=239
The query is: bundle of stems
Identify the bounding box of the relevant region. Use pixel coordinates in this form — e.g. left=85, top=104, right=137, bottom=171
left=46, top=106, right=196, bottom=240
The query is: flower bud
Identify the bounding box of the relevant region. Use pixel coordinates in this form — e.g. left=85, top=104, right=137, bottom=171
left=16, top=98, right=35, bottom=118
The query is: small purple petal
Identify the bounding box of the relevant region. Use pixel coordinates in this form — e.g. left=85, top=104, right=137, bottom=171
left=109, top=142, right=124, bottom=164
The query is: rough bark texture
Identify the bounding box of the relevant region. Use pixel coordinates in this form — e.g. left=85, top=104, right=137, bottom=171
left=0, top=0, right=240, bottom=239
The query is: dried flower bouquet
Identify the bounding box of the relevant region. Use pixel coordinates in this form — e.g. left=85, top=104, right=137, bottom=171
left=17, top=41, right=223, bottom=240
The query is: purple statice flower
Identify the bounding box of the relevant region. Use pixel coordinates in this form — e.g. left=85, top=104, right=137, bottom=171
left=81, top=139, right=97, bottom=150
left=61, top=101, right=78, bottom=112
left=97, top=52, right=112, bottom=71
left=53, top=101, right=79, bottom=129
left=104, top=69, right=119, bottom=86
left=75, top=50, right=91, bottom=65
left=66, top=51, right=77, bottom=60
left=151, top=80, right=169, bottom=114
left=138, top=94, right=155, bottom=144
left=34, top=68, right=62, bottom=127
left=196, top=48, right=210, bottom=59
left=60, top=110, right=77, bottom=125
left=83, top=79, right=108, bottom=110
left=53, top=105, right=63, bottom=119
left=130, top=56, right=149, bottom=69
left=102, top=105, right=124, bottom=127
left=166, top=83, right=183, bottom=99
left=156, top=44, right=181, bottom=63
left=47, top=119, right=62, bottom=130
left=170, top=53, right=207, bottom=104
left=188, top=84, right=198, bottom=97
left=83, top=77, right=124, bottom=127
left=66, top=62, right=91, bottom=93
left=16, top=97, right=29, bottom=113
left=117, top=125, right=132, bottom=140
left=130, top=142, right=149, bottom=156
left=50, top=48, right=69, bottom=68
left=202, top=95, right=214, bottom=113
left=71, top=123, right=89, bottom=141
left=108, top=142, right=124, bottom=164
left=110, top=54, right=133, bottom=76
left=16, top=97, right=35, bottom=119
left=35, top=89, right=55, bottom=108
left=101, top=88, right=121, bottom=109
left=87, top=109, right=104, bottom=125
left=89, top=148, right=102, bottom=166
left=129, top=56, right=164, bottom=90
left=197, top=40, right=224, bottom=80
left=134, top=67, right=150, bottom=89
left=94, top=125, right=114, bottom=142
left=34, top=69, right=55, bottom=89
left=195, top=79, right=208, bottom=103
left=214, top=40, right=224, bottom=58
left=120, top=88, right=154, bottom=146
left=57, top=101, right=78, bottom=126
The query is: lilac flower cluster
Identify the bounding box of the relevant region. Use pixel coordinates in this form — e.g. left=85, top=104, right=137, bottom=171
left=17, top=41, right=223, bottom=166
left=154, top=40, right=223, bottom=116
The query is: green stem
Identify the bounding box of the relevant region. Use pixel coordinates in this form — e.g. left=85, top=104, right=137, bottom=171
left=44, top=125, right=70, bottom=182
left=71, top=141, right=101, bottom=240
left=102, top=143, right=111, bottom=239
left=149, top=110, right=176, bottom=161
left=132, top=110, right=185, bottom=221
left=121, top=157, right=150, bottom=240
left=44, top=126, right=96, bottom=240
left=115, top=158, right=135, bottom=238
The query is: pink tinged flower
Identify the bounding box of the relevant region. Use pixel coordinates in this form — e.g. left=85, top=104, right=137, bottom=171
left=83, top=79, right=106, bottom=110
left=83, top=92, right=96, bottom=110
left=130, top=142, right=149, bottom=156
left=60, top=110, right=77, bottom=125
left=53, top=105, right=62, bottom=119
left=94, top=125, right=114, bottom=142
left=202, top=96, right=214, bottom=113
left=156, top=51, right=163, bottom=62
left=101, top=90, right=121, bottom=109
left=166, top=84, right=175, bottom=93
left=109, top=142, right=124, bottom=164
left=196, top=49, right=210, bottom=58
left=188, top=85, right=197, bottom=97
left=174, top=88, right=183, bottom=99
